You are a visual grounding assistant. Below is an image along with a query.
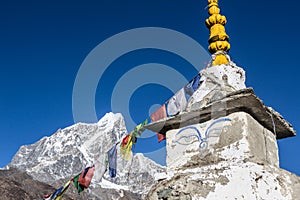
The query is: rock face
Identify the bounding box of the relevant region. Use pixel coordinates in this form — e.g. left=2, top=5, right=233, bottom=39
left=8, top=112, right=166, bottom=199
left=0, top=168, right=73, bottom=200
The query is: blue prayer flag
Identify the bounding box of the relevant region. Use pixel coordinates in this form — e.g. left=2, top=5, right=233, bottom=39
left=107, top=144, right=118, bottom=178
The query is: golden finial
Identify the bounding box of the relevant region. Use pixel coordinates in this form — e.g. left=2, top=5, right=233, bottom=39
left=206, top=0, right=231, bottom=66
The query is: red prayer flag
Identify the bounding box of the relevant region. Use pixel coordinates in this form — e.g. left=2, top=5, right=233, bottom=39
left=150, top=104, right=167, bottom=121
left=121, top=134, right=130, bottom=147
left=150, top=104, right=167, bottom=142
left=157, top=133, right=166, bottom=142
left=78, top=166, right=95, bottom=188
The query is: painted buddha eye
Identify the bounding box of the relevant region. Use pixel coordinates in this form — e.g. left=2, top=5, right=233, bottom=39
left=174, top=126, right=204, bottom=146
left=205, top=118, right=232, bottom=138
left=175, top=134, right=199, bottom=146
left=172, top=118, right=231, bottom=149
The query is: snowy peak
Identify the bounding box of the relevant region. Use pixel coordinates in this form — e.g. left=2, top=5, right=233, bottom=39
left=8, top=112, right=165, bottom=197
left=8, top=112, right=127, bottom=183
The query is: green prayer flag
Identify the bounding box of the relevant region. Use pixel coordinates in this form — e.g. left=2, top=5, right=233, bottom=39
left=133, top=119, right=148, bottom=137
left=73, top=173, right=84, bottom=193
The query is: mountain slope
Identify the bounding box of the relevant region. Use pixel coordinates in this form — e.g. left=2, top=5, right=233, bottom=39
left=8, top=112, right=165, bottom=199
left=0, top=168, right=73, bottom=200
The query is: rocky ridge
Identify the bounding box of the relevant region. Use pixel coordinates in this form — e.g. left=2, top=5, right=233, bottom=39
left=0, top=168, right=72, bottom=200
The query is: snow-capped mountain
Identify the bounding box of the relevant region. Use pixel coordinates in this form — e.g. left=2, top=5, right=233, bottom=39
left=8, top=112, right=166, bottom=197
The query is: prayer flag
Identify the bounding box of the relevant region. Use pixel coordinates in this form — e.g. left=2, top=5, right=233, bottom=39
left=73, top=173, right=84, bottom=193
left=120, top=134, right=133, bottom=160
left=78, top=166, right=95, bottom=188
left=107, top=144, right=118, bottom=178
left=94, top=154, right=108, bottom=182
left=44, top=180, right=71, bottom=200
left=133, top=119, right=148, bottom=137
left=150, top=104, right=167, bottom=142
left=166, top=88, right=187, bottom=117
left=184, top=73, right=201, bottom=96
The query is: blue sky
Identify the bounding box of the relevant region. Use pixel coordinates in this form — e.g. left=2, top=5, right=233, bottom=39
left=0, top=0, right=299, bottom=176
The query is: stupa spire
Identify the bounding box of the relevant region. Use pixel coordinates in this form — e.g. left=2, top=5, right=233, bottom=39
left=206, top=0, right=231, bottom=66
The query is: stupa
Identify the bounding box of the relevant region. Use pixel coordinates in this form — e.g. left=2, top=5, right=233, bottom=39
left=145, top=0, right=299, bottom=199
